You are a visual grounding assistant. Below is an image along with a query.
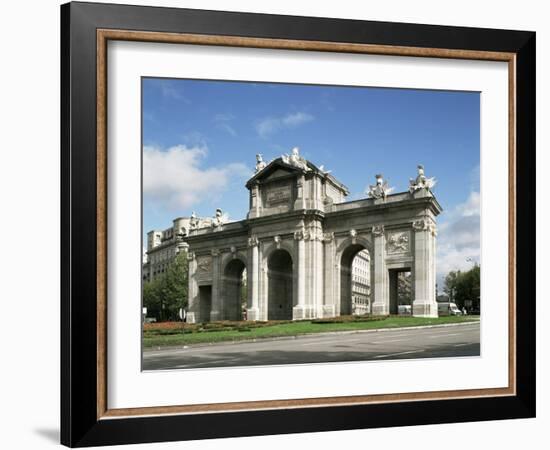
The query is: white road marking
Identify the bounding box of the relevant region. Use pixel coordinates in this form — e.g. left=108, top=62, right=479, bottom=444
left=371, top=338, right=407, bottom=344
left=373, top=350, right=425, bottom=359
left=301, top=340, right=331, bottom=346
left=427, top=333, right=461, bottom=339
left=453, top=343, right=473, bottom=347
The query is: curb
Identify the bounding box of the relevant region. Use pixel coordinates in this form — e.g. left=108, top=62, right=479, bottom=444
left=144, top=319, right=480, bottom=354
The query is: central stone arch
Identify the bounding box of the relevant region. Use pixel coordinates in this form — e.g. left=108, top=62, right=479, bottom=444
left=221, top=257, right=247, bottom=321
left=267, top=248, right=294, bottom=320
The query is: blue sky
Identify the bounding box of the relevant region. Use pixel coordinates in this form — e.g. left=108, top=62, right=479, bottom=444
left=142, top=78, right=480, bottom=285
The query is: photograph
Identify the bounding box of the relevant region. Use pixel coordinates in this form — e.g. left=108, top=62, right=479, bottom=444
left=140, top=78, right=481, bottom=371
left=55, top=1, right=536, bottom=446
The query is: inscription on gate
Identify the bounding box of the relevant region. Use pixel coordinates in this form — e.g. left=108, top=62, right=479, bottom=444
left=266, top=185, right=291, bottom=206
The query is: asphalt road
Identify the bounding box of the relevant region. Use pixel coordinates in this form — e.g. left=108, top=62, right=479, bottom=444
left=142, top=321, right=480, bottom=370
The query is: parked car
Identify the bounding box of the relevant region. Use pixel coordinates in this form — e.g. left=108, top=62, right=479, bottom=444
left=397, top=304, right=412, bottom=315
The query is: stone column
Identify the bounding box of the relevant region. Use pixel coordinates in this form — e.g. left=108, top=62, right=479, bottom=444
left=186, top=252, right=198, bottom=323
left=312, top=226, right=324, bottom=318
left=246, top=235, right=260, bottom=321
left=209, top=248, right=222, bottom=321
left=412, top=219, right=438, bottom=317
left=292, top=229, right=308, bottom=319
left=322, top=232, right=336, bottom=317
left=371, top=225, right=389, bottom=315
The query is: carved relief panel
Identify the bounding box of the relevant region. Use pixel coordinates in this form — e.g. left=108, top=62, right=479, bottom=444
left=386, top=231, right=411, bottom=254
left=196, top=256, right=213, bottom=273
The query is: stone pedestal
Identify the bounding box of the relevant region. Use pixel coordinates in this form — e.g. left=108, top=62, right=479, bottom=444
left=210, top=310, right=222, bottom=321
left=412, top=302, right=437, bottom=317
left=372, top=303, right=389, bottom=316
left=246, top=307, right=260, bottom=321
left=186, top=312, right=196, bottom=324
left=292, top=305, right=315, bottom=320
left=322, top=305, right=336, bottom=318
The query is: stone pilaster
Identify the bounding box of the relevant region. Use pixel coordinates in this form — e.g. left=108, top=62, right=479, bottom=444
left=292, top=228, right=313, bottom=319
left=209, top=248, right=222, bottom=321
left=312, top=225, right=324, bottom=317
left=247, top=236, right=260, bottom=321
left=248, top=182, right=260, bottom=218
left=322, top=232, right=336, bottom=318
left=412, top=219, right=438, bottom=317
left=371, top=225, right=389, bottom=315
left=186, top=252, right=198, bottom=323
left=293, top=174, right=306, bottom=210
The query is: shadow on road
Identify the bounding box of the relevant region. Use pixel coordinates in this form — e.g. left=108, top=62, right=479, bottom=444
left=143, top=343, right=480, bottom=370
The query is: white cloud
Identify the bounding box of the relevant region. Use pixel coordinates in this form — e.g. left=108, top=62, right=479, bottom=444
left=158, top=81, right=190, bottom=103
left=214, top=114, right=237, bottom=137
left=436, top=191, right=480, bottom=286
left=256, top=112, right=314, bottom=138
left=143, top=145, right=251, bottom=211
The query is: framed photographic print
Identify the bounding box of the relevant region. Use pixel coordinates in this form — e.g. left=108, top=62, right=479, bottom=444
left=60, top=1, right=536, bottom=447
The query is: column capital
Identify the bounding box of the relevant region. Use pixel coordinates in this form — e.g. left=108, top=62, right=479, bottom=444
left=412, top=219, right=426, bottom=231
left=247, top=235, right=259, bottom=247
left=412, top=218, right=436, bottom=233
left=322, top=232, right=334, bottom=243
left=372, top=225, right=385, bottom=237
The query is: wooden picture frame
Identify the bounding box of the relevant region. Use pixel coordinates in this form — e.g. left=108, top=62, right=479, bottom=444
left=61, top=1, right=535, bottom=447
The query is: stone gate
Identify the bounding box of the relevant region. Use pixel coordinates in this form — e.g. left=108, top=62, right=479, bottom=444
left=185, top=149, right=441, bottom=323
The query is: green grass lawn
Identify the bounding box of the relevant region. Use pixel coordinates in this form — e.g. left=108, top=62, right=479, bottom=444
left=143, top=315, right=479, bottom=349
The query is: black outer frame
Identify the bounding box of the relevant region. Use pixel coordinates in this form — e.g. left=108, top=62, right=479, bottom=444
left=60, top=1, right=536, bottom=447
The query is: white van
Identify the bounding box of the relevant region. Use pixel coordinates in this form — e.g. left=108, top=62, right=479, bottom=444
left=437, top=302, right=462, bottom=316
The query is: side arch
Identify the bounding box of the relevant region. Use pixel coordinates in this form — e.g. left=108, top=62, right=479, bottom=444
left=335, top=234, right=374, bottom=258
left=334, top=234, right=374, bottom=316
left=220, top=253, right=247, bottom=320
left=262, top=239, right=297, bottom=265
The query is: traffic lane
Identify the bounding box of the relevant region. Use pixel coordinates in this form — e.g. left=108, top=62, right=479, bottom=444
left=142, top=322, right=480, bottom=370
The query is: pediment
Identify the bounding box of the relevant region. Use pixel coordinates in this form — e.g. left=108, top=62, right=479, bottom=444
left=246, top=158, right=301, bottom=187
left=262, top=168, right=296, bottom=181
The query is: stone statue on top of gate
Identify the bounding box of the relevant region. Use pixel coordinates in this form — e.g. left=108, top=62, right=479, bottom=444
left=409, top=164, right=436, bottom=193
left=255, top=153, right=267, bottom=173
left=282, top=147, right=310, bottom=172
left=367, top=174, right=394, bottom=200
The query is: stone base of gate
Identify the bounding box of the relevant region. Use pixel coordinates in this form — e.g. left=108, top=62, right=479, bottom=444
left=246, top=307, right=260, bottom=321
left=412, top=301, right=439, bottom=318
left=372, top=302, right=389, bottom=316
left=210, top=310, right=222, bottom=321
left=292, top=305, right=316, bottom=320
left=322, top=305, right=336, bottom=318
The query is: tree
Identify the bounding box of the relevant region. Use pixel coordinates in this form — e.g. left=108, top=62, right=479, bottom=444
left=397, top=272, right=412, bottom=305
left=443, top=264, right=480, bottom=310
left=143, top=251, right=189, bottom=321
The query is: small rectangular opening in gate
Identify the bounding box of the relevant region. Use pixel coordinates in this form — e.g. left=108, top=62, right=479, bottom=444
left=389, top=269, right=412, bottom=315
